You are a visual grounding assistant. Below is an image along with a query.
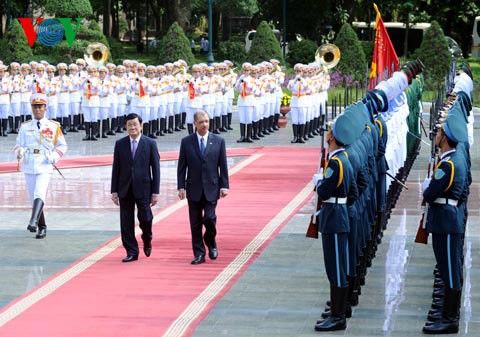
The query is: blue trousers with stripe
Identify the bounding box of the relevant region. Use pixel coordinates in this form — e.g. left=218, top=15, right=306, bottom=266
left=432, top=233, right=463, bottom=290
left=322, top=233, right=348, bottom=287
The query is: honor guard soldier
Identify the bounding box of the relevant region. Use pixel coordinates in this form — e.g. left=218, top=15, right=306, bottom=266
left=9, top=62, right=22, bottom=134
left=19, top=64, right=33, bottom=123
left=313, top=114, right=358, bottom=331
left=15, top=93, right=67, bottom=239
left=0, top=64, right=12, bottom=136
left=422, top=113, right=468, bottom=334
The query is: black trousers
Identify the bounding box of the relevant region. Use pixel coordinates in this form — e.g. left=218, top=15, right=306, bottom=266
left=187, top=192, right=217, bottom=257
left=119, top=185, right=153, bottom=256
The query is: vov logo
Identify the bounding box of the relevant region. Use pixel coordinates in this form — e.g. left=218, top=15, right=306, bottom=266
left=18, top=18, right=84, bottom=47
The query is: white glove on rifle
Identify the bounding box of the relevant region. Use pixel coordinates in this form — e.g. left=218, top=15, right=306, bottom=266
left=312, top=172, right=323, bottom=187
left=422, top=177, right=431, bottom=192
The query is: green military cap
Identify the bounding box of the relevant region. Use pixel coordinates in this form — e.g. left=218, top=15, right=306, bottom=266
left=443, top=113, right=468, bottom=144
left=332, top=113, right=358, bottom=146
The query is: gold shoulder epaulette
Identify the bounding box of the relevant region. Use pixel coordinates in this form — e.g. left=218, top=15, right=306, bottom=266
left=49, top=120, right=61, bottom=126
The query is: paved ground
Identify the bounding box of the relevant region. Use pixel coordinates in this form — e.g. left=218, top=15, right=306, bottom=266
left=0, top=107, right=478, bottom=336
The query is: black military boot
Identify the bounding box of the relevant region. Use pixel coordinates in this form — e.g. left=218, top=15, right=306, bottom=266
left=315, top=285, right=348, bottom=331
left=273, top=114, right=280, bottom=130
left=308, top=120, right=315, bottom=138
left=304, top=121, right=310, bottom=140
left=220, top=115, right=228, bottom=132
left=149, top=120, right=158, bottom=139
left=208, top=118, right=214, bottom=133
left=297, top=124, right=306, bottom=143
left=101, top=119, right=109, bottom=138
left=82, top=122, right=91, bottom=141
left=13, top=116, right=21, bottom=134
left=27, top=198, right=44, bottom=233
left=1, top=119, right=8, bottom=136
left=168, top=116, right=174, bottom=133
left=237, top=123, right=246, bottom=143
left=107, top=118, right=116, bottom=135
left=227, top=112, right=233, bottom=130
left=245, top=124, right=253, bottom=143
left=115, top=116, right=123, bottom=133
left=290, top=124, right=298, bottom=143
left=257, top=119, right=265, bottom=137
left=143, top=123, right=150, bottom=138
left=423, top=288, right=461, bottom=334
left=268, top=115, right=275, bottom=132
left=7, top=116, right=14, bottom=134
left=180, top=112, right=187, bottom=129
left=174, top=114, right=181, bottom=131
left=262, top=117, right=270, bottom=135
left=36, top=211, right=47, bottom=239
left=70, top=115, right=79, bottom=132
left=91, top=122, right=98, bottom=141
left=213, top=116, right=221, bottom=134
left=251, top=121, right=260, bottom=140
left=187, top=123, right=194, bottom=135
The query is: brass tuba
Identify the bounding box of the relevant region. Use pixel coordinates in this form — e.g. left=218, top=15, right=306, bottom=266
left=84, top=42, right=109, bottom=67
left=315, top=43, right=341, bottom=70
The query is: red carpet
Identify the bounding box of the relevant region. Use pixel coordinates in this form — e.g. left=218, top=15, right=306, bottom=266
left=0, top=147, right=259, bottom=173
left=0, top=147, right=319, bottom=337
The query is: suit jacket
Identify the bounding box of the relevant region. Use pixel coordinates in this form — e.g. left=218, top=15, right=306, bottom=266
left=111, top=135, right=161, bottom=199
left=177, top=133, right=229, bottom=202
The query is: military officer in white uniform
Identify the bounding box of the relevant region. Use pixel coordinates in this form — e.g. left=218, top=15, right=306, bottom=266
left=15, top=93, right=68, bottom=239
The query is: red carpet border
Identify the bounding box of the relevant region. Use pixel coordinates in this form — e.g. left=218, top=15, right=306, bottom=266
left=0, top=147, right=319, bottom=337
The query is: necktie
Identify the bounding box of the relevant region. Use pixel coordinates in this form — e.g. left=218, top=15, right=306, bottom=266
left=132, top=139, right=137, bottom=159
left=37, top=121, right=41, bottom=129
left=200, top=137, right=206, bottom=157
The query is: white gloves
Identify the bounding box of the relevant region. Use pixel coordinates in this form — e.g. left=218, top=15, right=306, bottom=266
left=46, top=152, right=57, bottom=164
left=312, top=172, right=323, bottom=186
left=423, top=177, right=431, bottom=192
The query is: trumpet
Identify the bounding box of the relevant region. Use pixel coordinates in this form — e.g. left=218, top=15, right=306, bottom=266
left=84, top=42, right=109, bottom=67
left=172, top=66, right=186, bottom=76
left=222, top=67, right=237, bottom=76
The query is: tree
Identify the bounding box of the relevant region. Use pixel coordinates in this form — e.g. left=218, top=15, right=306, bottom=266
left=247, top=21, right=284, bottom=64
left=1, top=20, right=33, bottom=63
left=334, top=23, right=366, bottom=84
left=414, top=21, right=451, bottom=90
left=156, top=22, right=195, bottom=64
left=286, top=39, right=317, bottom=66
left=44, top=0, right=93, bottom=17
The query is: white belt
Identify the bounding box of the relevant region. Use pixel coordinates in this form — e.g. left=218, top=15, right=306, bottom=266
left=323, top=197, right=347, bottom=204
left=434, top=198, right=458, bottom=206
left=27, top=148, right=47, bottom=155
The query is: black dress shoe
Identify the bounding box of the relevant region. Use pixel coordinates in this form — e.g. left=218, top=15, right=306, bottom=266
left=191, top=256, right=206, bottom=265
left=122, top=255, right=138, bottom=262
left=144, top=246, right=152, bottom=257
left=208, top=248, right=218, bottom=260
left=35, top=228, right=47, bottom=239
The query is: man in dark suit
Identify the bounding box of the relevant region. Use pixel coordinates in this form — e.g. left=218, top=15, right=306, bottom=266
left=111, top=113, right=161, bottom=262
left=177, top=110, right=229, bottom=265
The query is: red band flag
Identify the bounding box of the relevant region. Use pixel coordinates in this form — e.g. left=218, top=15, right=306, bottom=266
left=369, top=3, right=400, bottom=89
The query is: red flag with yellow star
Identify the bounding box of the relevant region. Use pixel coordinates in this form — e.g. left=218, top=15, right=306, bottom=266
left=369, top=3, right=399, bottom=89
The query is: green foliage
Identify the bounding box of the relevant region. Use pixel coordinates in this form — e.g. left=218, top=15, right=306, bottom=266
left=360, top=41, right=374, bottom=65
left=414, top=21, right=451, bottom=89
left=286, top=39, right=317, bottom=66
left=1, top=20, right=33, bottom=64
left=157, top=22, right=195, bottom=65
left=247, top=21, right=284, bottom=64
left=44, top=0, right=93, bottom=18
left=108, top=38, right=126, bottom=64
left=334, top=23, right=367, bottom=83
left=217, top=41, right=248, bottom=66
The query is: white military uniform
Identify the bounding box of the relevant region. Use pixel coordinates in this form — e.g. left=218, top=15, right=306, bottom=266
left=16, top=118, right=67, bottom=203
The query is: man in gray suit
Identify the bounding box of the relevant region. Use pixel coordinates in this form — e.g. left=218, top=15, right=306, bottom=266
left=177, top=110, right=229, bottom=264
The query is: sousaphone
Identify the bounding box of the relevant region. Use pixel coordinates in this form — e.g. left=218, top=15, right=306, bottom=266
left=315, top=43, right=341, bottom=70
left=84, top=42, right=109, bottom=67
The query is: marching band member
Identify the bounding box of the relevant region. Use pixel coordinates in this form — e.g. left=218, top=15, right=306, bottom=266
left=107, top=63, right=119, bottom=135
left=98, top=66, right=112, bottom=138
left=270, top=59, right=284, bottom=130
left=9, top=62, right=21, bottom=134
left=68, top=63, right=82, bottom=132
left=56, top=63, right=71, bottom=133
left=288, top=64, right=311, bottom=143
left=19, top=63, right=33, bottom=122
left=130, top=63, right=151, bottom=135
left=156, top=65, right=169, bottom=136
left=212, top=63, right=225, bottom=134
left=235, top=62, right=255, bottom=142
left=81, top=65, right=101, bottom=140
left=15, top=93, right=68, bottom=239
left=164, top=62, right=175, bottom=133
left=184, top=64, right=204, bottom=134
left=146, top=65, right=159, bottom=138
left=45, top=65, right=59, bottom=121
left=115, top=65, right=129, bottom=133
left=0, top=64, right=11, bottom=136
left=223, top=60, right=236, bottom=130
